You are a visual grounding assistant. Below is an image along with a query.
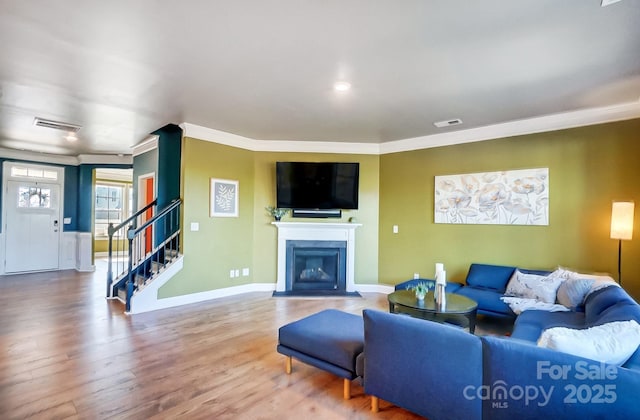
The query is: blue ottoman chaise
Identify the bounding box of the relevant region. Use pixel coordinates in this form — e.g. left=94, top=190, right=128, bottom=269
left=277, top=309, right=364, bottom=399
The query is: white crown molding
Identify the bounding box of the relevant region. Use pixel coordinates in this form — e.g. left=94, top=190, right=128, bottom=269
left=252, top=139, right=380, bottom=155
left=380, top=100, right=640, bottom=154
left=77, top=154, right=133, bottom=165
left=181, top=123, right=256, bottom=150
left=3, top=101, right=638, bottom=164
left=181, top=122, right=381, bottom=155
left=132, top=134, right=159, bottom=157
left=0, top=147, right=133, bottom=166
left=0, top=147, right=79, bottom=165
left=183, top=101, right=640, bottom=155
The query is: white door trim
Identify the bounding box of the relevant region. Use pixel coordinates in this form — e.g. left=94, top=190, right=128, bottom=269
left=2, top=161, right=65, bottom=273
left=137, top=171, right=156, bottom=257
left=137, top=172, right=156, bottom=209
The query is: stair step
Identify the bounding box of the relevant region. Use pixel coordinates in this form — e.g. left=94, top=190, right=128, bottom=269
left=165, top=249, right=179, bottom=259
left=134, top=273, right=149, bottom=286
left=151, top=261, right=164, bottom=273
left=112, top=252, right=182, bottom=300
left=117, top=286, right=127, bottom=301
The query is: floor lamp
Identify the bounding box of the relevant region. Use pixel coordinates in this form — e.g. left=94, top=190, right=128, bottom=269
left=610, top=201, right=634, bottom=285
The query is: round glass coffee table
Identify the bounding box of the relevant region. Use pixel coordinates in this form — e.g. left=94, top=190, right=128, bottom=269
left=387, top=290, right=478, bottom=334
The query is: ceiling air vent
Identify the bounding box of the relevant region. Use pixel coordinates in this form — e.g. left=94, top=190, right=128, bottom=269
left=434, top=118, right=463, bottom=128
left=33, top=117, right=81, bottom=133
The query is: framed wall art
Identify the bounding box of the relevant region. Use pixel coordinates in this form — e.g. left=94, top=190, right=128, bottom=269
left=434, top=168, right=549, bottom=225
left=210, top=178, right=239, bottom=217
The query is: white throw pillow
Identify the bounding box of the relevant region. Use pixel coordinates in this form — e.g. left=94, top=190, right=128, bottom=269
left=504, top=270, right=564, bottom=304
left=501, top=297, right=570, bottom=315
left=537, top=320, right=640, bottom=365
left=549, top=267, right=574, bottom=280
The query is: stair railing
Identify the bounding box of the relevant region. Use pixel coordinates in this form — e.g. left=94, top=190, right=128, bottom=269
left=124, top=199, right=181, bottom=311
left=107, top=199, right=157, bottom=298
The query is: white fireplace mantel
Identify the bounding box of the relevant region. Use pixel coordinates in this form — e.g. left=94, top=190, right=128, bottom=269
left=273, top=222, right=362, bottom=292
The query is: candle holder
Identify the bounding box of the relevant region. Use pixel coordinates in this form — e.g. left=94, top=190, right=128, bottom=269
left=436, top=283, right=446, bottom=310
left=434, top=268, right=446, bottom=302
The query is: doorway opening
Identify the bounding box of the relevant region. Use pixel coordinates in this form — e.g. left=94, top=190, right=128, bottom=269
left=93, top=169, right=133, bottom=266
left=137, top=173, right=156, bottom=256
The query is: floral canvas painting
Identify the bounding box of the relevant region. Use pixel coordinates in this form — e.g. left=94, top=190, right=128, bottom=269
left=210, top=178, right=239, bottom=217
left=435, top=168, right=549, bottom=225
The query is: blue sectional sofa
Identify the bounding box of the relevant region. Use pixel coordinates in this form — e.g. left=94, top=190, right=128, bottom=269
left=455, top=263, right=552, bottom=318
left=397, top=263, right=551, bottom=318
left=362, top=283, right=640, bottom=419
left=363, top=309, right=484, bottom=420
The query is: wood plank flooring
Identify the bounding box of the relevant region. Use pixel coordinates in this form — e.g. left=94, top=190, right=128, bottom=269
left=0, top=267, right=511, bottom=419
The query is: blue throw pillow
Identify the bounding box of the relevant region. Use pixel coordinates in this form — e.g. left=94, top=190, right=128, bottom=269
left=556, top=278, right=594, bottom=310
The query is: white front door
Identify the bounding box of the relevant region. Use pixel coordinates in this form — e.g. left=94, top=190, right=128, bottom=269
left=5, top=180, right=61, bottom=273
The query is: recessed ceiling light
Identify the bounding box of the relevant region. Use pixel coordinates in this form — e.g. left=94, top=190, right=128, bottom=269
left=434, top=118, right=463, bottom=128
left=601, top=0, right=622, bottom=6
left=334, top=81, right=351, bottom=92
left=65, top=133, right=78, bottom=142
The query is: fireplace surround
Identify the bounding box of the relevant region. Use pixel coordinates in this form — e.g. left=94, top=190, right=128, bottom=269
left=273, top=222, right=361, bottom=293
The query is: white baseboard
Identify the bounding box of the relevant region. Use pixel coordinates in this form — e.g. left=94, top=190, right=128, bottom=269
left=129, top=277, right=392, bottom=315
left=130, top=269, right=276, bottom=314
left=354, top=283, right=395, bottom=294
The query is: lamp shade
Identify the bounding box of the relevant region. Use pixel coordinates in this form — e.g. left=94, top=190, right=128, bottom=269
left=610, top=201, right=634, bottom=240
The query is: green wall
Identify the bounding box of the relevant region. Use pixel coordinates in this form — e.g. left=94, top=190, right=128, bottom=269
left=252, top=152, right=380, bottom=285
left=94, top=239, right=129, bottom=253
left=159, top=138, right=255, bottom=297
left=379, top=119, right=640, bottom=300
left=159, top=137, right=380, bottom=298
left=158, top=118, right=640, bottom=301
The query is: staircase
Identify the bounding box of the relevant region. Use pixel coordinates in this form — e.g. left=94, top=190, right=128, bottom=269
left=107, top=198, right=182, bottom=313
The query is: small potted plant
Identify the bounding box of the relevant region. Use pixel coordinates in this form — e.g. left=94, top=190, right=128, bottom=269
left=266, top=206, right=289, bottom=221
left=407, top=281, right=432, bottom=301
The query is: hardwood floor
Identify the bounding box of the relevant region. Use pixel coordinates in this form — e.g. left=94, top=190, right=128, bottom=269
left=1, top=268, right=427, bottom=419
left=0, top=267, right=512, bottom=419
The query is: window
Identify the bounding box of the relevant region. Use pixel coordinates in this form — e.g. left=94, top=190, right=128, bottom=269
left=95, top=182, right=132, bottom=238
left=11, top=166, right=58, bottom=180
left=18, top=187, right=51, bottom=208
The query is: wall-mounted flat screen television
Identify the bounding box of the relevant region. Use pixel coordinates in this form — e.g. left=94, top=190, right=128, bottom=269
left=276, top=162, right=359, bottom=210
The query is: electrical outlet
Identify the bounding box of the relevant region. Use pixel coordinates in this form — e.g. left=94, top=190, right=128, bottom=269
left=413, top=273, right=420, bottom=279
left=393, top=225, right=399, bottom=234
left=230, top=269, right=235, bottom=278
left=242, top=268, right=249, bottom=276
left=234, top=269, right=240, bottom=277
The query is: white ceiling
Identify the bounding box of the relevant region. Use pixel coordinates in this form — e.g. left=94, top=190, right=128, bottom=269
left=1, top=0, right=639, bottom=157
